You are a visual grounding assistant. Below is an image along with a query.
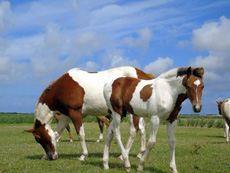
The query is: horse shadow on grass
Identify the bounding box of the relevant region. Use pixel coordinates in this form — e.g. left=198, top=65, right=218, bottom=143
left=81, top=152, right=166, bottom=173
left=26, top=152, right=166, bottom=172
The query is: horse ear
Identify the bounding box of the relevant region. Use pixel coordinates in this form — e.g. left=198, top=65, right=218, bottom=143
left=24, top=129, right=34, bottom=133
left=216, top=101, right=219, bottom=104
left=187, top=67, right=192, bottom=78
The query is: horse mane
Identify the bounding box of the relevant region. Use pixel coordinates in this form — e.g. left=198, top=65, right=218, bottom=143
left=159, top=67, right=204, bottom=79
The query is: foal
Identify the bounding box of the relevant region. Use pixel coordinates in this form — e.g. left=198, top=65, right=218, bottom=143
left=103, top=67, right=204, bottom=172
left=216, top=100, right=230, bottom=143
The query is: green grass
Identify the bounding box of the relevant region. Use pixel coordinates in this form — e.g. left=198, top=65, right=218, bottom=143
left=0, top=123, right=229, bottom=173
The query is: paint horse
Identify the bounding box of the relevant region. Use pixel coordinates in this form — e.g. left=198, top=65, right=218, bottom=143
left=26, top=66, right=154, bottom=161
left=216, top=99, right=230, bottom=143
left=103, top=67, right=204, bottom=172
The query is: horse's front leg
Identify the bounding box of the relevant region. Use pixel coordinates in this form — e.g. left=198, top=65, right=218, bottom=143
left=69, top=109, right=88, bottom=161
left=167, top=120, right=178, bottom=173
left=113, top=113, right=131, bottom=171
left=137, top=117, right=146, bottom=158
left=55, top=114, right=71, bottom=142
left=224, top=120, right=229, bottom=143
left=137, top=116, right=159, bottom=171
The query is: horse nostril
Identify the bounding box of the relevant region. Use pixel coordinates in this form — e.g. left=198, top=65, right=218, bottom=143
left=193, top=105, right=202, bottom=113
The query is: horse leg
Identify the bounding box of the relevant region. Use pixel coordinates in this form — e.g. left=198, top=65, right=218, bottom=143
left=137, top=117, right=146, bottom=158
left=137, top=116, right=160, bottom=171
left=68, top=108, right=88, bottom=161
left=224, top=120, right=229, bottom=143
left=113, top=113, right=131, bottom=171
left=167, top=120, right=178, bottom=173
left=65, top=124, right=74, bottom=142
left=96, top=116, right=104, bottom=143
left=55, top=114, right=71, bottom=142
left=103, top=119, right=114, bottom=170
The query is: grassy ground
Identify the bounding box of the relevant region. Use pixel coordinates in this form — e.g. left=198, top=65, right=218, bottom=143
left=0, top=122, right=229, bottom=173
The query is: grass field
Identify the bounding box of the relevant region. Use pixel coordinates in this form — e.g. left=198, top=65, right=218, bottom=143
left=0, top=122, right=230, bottom=173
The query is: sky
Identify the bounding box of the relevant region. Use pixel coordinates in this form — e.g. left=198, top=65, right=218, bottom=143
left=0, top=0, right=229, bottom=115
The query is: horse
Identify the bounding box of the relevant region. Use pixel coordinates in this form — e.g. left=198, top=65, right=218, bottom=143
left=103, top=66, right=204, bottom=172
left=25, top=66, right=154, bottom=161
left=216, top=99, right=230, bottom=143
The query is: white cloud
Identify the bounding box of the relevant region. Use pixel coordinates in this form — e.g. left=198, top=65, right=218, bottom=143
left=123, top=28, right=152, bottom=52
left=102, top=49, right=139, bottom=69
left=0, top=1, right=12, bottom=34
left=143, top=57, right=174, bottom=76
left=0, top=57, right=28, bottom=84
left=192, top=16, right=230, bottom=52
left=84, top=61, right=99, bottom=72
left=190, top=16, right=230, bottom=81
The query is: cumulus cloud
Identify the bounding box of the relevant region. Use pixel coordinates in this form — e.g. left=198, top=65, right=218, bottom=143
left=123, top=28, right=153, bottom=52
left=192, top=16, right=230, bottom=52
left=102, top=49, right=140, bottom=69
left=0, top=1, right=13, bottom=34
left=0, top=57, right=28, bottom=84
left=190, top=16, right=230, bottom=81
left=30, top=22, right=64, bottom=76
left=143, top=57, right=174, bottom=76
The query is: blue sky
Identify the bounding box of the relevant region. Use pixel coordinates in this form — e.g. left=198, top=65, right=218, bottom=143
left=0, top=0, right=229, bottom=115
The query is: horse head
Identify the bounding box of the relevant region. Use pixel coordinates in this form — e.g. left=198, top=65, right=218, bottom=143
left=25, top=119, right=58, bottom=160
left=182, top=67, right=204, bottom=113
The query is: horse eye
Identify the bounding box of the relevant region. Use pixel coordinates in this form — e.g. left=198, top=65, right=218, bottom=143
left=202, top=86, right=204, bottom=89
left=186, top=86, right=190, bottom=89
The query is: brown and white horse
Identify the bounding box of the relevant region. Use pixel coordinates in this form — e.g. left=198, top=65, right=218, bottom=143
left=26, top=66, right=154, bottom=161
left=216, top=99, right=230, bottom=143
left=103, top=67, right=204, bottom=172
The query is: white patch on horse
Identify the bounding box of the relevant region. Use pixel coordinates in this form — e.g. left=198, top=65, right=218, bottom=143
left=194, top=80, right=201, bottom=86
left=35, top=103, right=54, bottom=125
left=68, top=67, right=138, bottom=116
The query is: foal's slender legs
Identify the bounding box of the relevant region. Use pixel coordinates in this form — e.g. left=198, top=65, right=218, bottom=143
left=137, top=116, right=160, bottom=171
left=167, top=120, right=178, bottom=173
left=103, top=113, right=131, bottom=171
left=224, top=120, right=229, bottom=143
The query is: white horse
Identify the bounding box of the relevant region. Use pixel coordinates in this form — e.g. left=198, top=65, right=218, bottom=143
left=216, top=100, right=230, bottom=143
left=103, top=67, right=204, bottom=172
left=25, top=66, right=154, bottom=161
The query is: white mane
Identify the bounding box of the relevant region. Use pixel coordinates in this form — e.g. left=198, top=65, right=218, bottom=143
left=158, top=68, right=179, bottom=79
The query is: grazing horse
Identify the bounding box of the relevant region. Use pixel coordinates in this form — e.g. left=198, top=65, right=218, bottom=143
left=26, top=66, right=154, bottom=161
left=103, top=67, right=204, bottom=172
left=216, top=99, right=230, bottom=143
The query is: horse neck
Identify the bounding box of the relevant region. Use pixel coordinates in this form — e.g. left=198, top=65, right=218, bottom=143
left=34, top=102, right=54, bottom=127
left=163, top=75, right=186, bottom=97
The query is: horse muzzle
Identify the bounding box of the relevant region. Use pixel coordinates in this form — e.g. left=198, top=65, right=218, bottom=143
left=193, top=104, right=202, bottom=113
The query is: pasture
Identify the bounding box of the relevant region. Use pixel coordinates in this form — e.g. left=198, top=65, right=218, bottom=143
left=0, top=114, right=230, bottom=173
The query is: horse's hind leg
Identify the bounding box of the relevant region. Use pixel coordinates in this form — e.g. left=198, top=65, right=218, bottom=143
left=167, top=120, right=178, bottom=173
left=137, top=116, right=159, bottom=171
left=66, top=124, right=74, bottom=142
left=96, top=116, right=105, bottom=142
left=69, top=108, right=88, bottom=161
left=137, top=117, right=146, bottom=158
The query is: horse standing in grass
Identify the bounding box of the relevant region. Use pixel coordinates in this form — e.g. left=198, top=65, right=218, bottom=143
left=26, top=66, right=154, bottom=161
left=103, top=67, right=204, bottom=172
left=216, top=99, right=230, bottom=143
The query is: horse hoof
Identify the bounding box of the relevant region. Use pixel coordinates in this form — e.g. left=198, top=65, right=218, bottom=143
left=70, top=139, right=73, bottom=142
left=118, top=155, right=124, bottom=161
left=78, top=155, right=87, bottom=161
left=137, top=166, right=143, bottom=171
left=125, top=167, right=131, bottom=172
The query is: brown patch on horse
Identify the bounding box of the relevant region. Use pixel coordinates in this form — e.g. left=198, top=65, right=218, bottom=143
left=132, top=115, right=140, bottom=131
left=97, top=116, right=110, bottom=128
left=38, top=73, right=85, bottom=115
left=140, top=84, right=152, bottom=102
left=167, top=94, right=188, bottom=123
left=135, top=68, right=155, bottom=80
left=110, top=77, right=140, bottom=117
